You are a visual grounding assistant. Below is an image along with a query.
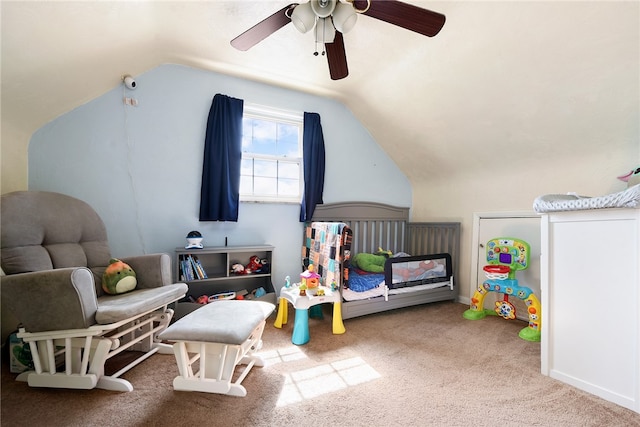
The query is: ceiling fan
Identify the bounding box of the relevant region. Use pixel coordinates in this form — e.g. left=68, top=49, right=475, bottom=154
left=230, top=0, right=445, bottom=80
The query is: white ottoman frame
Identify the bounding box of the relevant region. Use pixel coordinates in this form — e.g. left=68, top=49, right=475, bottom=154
left=159, top=300, right=274, bottom=397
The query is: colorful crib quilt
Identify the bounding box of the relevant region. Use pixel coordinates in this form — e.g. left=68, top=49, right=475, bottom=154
left=302, top=222, right=352, bottom=289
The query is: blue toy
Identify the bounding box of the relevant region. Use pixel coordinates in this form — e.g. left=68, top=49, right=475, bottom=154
left=463, top=237, right=541, bottom=342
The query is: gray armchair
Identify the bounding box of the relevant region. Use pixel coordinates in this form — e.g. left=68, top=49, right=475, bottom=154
left=1, top=191, right=188, bottom=391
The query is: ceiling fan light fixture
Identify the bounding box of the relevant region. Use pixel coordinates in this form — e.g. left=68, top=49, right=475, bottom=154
left=314, top=17, right=336, bottom=43
left=291, top=2, right=316, bottom=33
left=310, top=0, right=336, bottom=19
left=332, top=2, right=357, bottom=33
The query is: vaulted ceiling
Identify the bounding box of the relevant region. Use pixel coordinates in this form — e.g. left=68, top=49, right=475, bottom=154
left=2, top=1, right=638, bottom=192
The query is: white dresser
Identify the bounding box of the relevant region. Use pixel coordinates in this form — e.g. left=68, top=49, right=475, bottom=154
left=540, top=208, right=640, bottom=413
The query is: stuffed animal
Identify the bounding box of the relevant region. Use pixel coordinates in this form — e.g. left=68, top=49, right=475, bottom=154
left=245, top=255, right=262, bottom=274
left=231, top=263, right=245, bottom=275
left=352, top=248, right=392, bottom=274
left=259, top=258, right=270, bottom=273
left=102, top=258, right=137, bottom=295
left=618, top=166, right=640, bottom=188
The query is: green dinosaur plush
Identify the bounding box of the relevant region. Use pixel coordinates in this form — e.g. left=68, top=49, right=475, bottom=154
left=352, top=248, right=392, bottom=273
left=102, top=258, right=137, bottom=295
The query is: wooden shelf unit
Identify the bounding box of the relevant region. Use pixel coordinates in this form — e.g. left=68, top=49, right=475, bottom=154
left=174, top=245, right=275, bottom=301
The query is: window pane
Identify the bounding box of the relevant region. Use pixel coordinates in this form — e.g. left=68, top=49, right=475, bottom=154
left=251, top=119, right=277, bottom=155
left=278, top=178, right=299, bottom=196
left=279, top=140, right=299, bottom=157
left=241, top=158, right=253, bottom=175
left=255, top=177, right=277, bottom=196
left=242, top=119, right=253, bottom=152
left=279, top=162, right=299, bottom=179
left=277, top=123, right=300, bottom=156
left=239, top=175, right=253, bottom=195
left=254, top=159, right=277, bottom=178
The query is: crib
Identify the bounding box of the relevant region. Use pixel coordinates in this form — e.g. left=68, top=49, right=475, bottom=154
left=306, top=202, right=460, bottom=319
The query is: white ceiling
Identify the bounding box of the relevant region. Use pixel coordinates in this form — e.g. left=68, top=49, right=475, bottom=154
left=2, top=1, right=638, bottom=189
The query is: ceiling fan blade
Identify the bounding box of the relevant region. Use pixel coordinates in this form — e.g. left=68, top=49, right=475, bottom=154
left=230, top=3, right=297, bottom=51
left=325, top=31, right=349, bottom=80
left=353, top=0, right=446, bottom=37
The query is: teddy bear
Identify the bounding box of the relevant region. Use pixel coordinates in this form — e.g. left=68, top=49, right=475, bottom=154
left=102, top=258, right=137, bottom=295
left=351, top=248, right=393, bottom=273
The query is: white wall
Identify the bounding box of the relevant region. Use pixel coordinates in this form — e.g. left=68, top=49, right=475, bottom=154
left=28, top=64, right=412, bottom=291
left=409, top=0, right=640, bottom=304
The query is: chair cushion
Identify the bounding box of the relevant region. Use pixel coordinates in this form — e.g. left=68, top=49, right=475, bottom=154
left=158, top=300, right=275, bottom=345
left=1, top=191, right=112, bottom=296
left=96, top=283, right=188, bottom=324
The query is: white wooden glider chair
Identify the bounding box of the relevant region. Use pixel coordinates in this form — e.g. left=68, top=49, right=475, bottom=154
left=1, top=191, right=188, bottom=391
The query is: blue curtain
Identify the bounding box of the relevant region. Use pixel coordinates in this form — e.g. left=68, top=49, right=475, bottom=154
left=199, top=94, right=244, bottom=221
left=299, top=112, right=326, bottom=222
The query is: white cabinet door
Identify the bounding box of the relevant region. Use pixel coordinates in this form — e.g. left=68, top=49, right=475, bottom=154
left=541, top=208, right=639, bottom=413
left=471, top=213, right=541, bottom=321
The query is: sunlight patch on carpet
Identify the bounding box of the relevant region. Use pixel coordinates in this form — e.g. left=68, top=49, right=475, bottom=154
left=260, top=346, right=307, bottom=365
left=276, top=357, right=381, bottom=406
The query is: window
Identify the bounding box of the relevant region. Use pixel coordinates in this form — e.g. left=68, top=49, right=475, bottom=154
left=240, top=104, right=303, bottom=203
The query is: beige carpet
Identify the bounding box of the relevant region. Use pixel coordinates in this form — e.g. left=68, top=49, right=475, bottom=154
left=2, top=301, right=639, bottom=427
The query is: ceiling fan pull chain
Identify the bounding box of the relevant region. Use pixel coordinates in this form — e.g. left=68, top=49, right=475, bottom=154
left=321, top=19, right=326, bottom=56
left=314, top=17, right=319, bottom=57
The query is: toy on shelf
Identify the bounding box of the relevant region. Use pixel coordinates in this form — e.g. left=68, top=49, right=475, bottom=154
left=231, top=256, right=270, bottom=275
left=463, top=237, right=541, bottom=342
left=192, top=291, right=237, bottom=305
left=231, top=263, right=245, bottom=274
left=245, top=255, right=262, bottom=274
left=185, top=230, right=204, bottom=249
left=252, top=287, right=266, bottom=298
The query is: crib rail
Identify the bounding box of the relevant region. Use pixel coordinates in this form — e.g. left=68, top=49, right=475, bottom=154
left=407, top=222, right=461, bottom=282
left=311, top=202, right=409, bottom=256
left=347, top=220, right=406, bottom=255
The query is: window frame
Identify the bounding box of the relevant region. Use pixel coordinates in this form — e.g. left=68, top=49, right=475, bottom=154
left=240, top=103, right=304, bottom=204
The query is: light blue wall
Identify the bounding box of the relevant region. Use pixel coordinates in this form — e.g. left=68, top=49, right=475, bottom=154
left=29, top=64, right=411, bottom=291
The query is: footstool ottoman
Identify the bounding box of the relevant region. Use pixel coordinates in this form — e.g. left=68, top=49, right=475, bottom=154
left=158, top=300, right=275, bottom=397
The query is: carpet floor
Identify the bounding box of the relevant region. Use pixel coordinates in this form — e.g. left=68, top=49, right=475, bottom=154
left=2, top=301, right=639, bottom=426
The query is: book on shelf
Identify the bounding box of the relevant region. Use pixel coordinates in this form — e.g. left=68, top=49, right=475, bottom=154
left=179, top=254, right=208, bottom=281
left=190, top=255, right=208, bottom=279
left=179, top=255, right=194, bottom=281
